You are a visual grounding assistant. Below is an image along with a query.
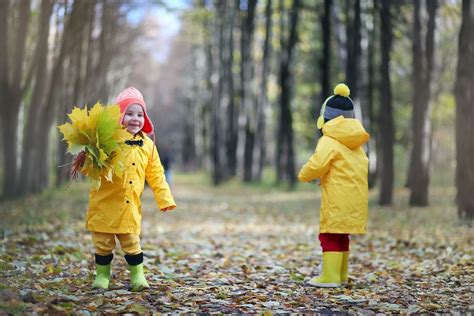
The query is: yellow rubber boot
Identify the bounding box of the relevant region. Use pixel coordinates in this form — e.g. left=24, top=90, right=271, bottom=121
left=308, top=252, right=343, bottom=287
left=341, top=251, right=349, bottom=285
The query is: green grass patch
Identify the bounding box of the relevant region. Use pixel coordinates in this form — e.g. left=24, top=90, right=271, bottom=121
left=174, top=168, right=317, bottom=194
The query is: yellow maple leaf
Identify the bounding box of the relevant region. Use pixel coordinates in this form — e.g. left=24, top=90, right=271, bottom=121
left=58, top=103, right=128, bottom=190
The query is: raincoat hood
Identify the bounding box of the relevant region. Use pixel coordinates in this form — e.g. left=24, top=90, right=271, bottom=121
left=322, top=116, right=369, bottom=150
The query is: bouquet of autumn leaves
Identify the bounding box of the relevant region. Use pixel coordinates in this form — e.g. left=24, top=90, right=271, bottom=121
left=58, top=103, right=130, bottom=189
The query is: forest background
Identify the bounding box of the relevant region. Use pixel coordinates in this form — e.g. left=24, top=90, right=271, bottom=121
left=0, top=0, right=474, bottom=311
left=0, top=0, right=473, bottom=217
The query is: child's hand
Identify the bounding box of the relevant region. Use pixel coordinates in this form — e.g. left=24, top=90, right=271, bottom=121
left=161, top=205, right=176, bottom=212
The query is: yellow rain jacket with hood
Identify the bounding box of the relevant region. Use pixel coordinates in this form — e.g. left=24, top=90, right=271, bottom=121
left=86, top=133, right=175, bottom=235
left=298, top=116, right=369, bottom=234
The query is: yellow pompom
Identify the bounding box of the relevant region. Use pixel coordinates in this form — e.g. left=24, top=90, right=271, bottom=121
left=333, top=83, right=350, bottom=97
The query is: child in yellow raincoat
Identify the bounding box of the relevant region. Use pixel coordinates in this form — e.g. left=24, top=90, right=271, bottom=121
left=298, top=83, right=369, bottom=287
left=78, top=87, right=176, bottom=290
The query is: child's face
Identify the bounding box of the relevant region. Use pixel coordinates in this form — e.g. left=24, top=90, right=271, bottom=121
left=122, top=104, right=145, bottom=134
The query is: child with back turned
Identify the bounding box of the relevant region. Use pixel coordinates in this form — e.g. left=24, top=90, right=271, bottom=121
left=76, top=87, right=176, bottom=290
left=298, top=83, right=369, bottom=287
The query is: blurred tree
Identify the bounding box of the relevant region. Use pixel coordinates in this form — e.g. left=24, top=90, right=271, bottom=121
left=56, top=0, right=96, bottom=187
left=0, top=0, right=32, bottom=198
left=378, top=0, right=394, bottom=205
left=18, top=0, right=54, bottom=195
left=346, top=0, right=361, bottom=101
left=253, top=0, right=273, bottom=181
left=96, top=1, right=119, bottom=102
left=276, top=0, right=300, bottom=186
left=210, top=1, right=226, bottom=185
left=224, top=0, right=238, bottom=177
left=454, top=0, right=474, bottom=220
left=319, top=0, right=332, bottom=109
left=408, top=0, right=438, bottom=206
left=182, top=43, right=199, bottom=169
left=241, top=0, right=258, bottom=182
left=34, top=0, right=89, bottom=192
left=345, top=0, right=364, bottom=152
left=201, top=0, right=213, bottom=171
left=366, top=0, right=378, bottom=188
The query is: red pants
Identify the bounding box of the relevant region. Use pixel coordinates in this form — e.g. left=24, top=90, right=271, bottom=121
left=319, top=233, right=350, bottom=252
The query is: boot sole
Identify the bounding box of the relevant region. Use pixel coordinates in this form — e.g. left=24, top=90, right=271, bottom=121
left=92, top=278, right=110, bottom=289
left=307, top=281, right=341, bottom=288
left=132, top=283, right=150, bottom=291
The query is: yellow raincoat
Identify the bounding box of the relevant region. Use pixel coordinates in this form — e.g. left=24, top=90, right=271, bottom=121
left=298, top=116, right=369, bottom=234
left=86, top=133, right=175, bottom=235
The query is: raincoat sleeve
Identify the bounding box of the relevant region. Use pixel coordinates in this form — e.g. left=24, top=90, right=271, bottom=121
left=298, top=137, right=336, bottom=182
left=145, top=145, right=176, bottom=211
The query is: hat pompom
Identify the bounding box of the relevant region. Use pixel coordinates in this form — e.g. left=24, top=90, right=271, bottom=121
left=334, top=83, right=350, bottom=97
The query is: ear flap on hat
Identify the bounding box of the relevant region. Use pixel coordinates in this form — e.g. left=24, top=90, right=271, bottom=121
left=316, top=115, right=325, bottom=129
left=316, top=96, right=333, bottom=129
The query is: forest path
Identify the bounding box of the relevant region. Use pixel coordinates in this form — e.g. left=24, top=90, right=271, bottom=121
left=0, top=175, right=472, bottom=313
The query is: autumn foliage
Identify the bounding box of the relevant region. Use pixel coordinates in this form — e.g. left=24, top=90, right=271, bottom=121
left=58, top=103, right=130, bottom=189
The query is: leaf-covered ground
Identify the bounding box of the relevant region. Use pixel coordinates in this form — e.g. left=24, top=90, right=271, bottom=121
left=1, top=174, right=473, bottom=314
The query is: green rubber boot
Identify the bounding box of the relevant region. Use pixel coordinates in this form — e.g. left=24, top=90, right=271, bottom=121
left=129, top=263, right=149, bottom=291
left=92, top=264, right=111, bottom=289
left=341, top=251, right=349, bottom=285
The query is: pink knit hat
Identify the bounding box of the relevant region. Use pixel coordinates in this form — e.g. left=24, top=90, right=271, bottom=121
left=115, top=87, right=154, bottom=134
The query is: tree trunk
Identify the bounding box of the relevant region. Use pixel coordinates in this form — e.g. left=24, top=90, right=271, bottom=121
left=1, top=107, right=20, bottom=197
left=0, top=1, right=9, bottom=108
left=191, top=44, right=204, bottom=170
left=95, top=0, right=118, bottom=102
left=253, top=0, right=273, bottom=181
left=345, top=0, right=364, bottom=128
left=84, top=0, right=96, bottom=105
left=200, top=0, right=213, bottom=171
left=319, top=0, right=332, bottom=110
left=240, top=0, right=257, bottom=182
left=276, top=0, right=300, bottom=186
left=18, top=0, right=53, bottom=196
left=182, top=44, right=199, bottom=170
left=210, top=1, right=226, bottom=185
left=345, top=0, right=353, bottom=91
left=378, top=0, right=394, bottom=206
left=34, top=0, right=86, bottom=192
left=333, top=0, right=347, bottom=70
left=454, top=0, right=474, bottom=220
left=225, top=0, right=238, bottom=177
left=182, top=95, right=196, bottom=168
left=56, top=0, right=92, bottom=187
left=406, top=0, right=423, bottom=191
left=409, top=0, right=438, bottom=206
left=276, top=0, right=285, bottom=182
left=347, top=0, right=361, bottom=100
left=367, top=0, right=378, bottom=189
left=0, top=0, right=31, bottom=198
